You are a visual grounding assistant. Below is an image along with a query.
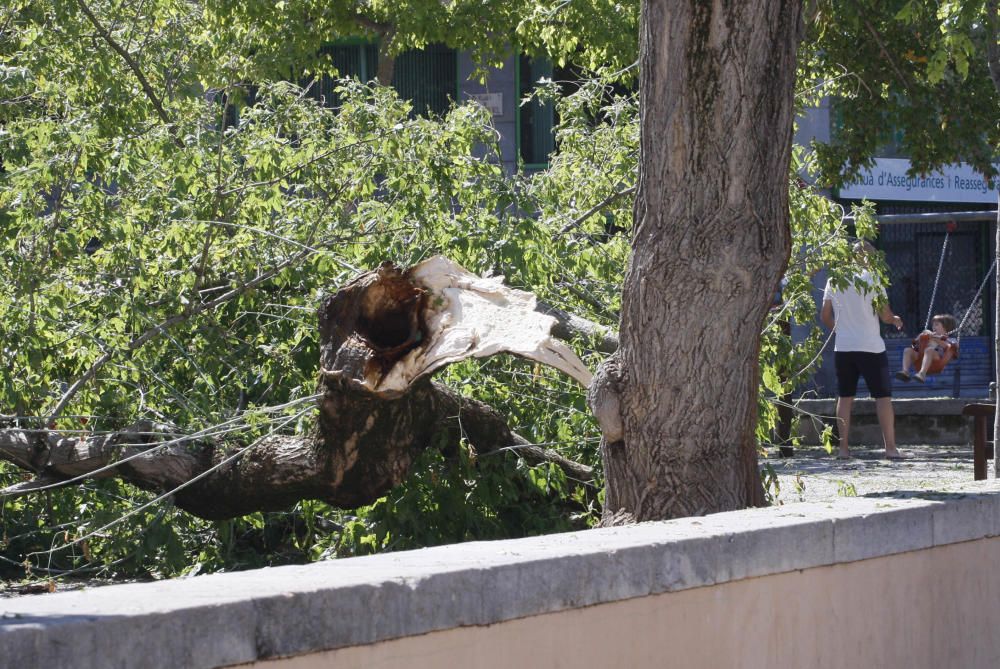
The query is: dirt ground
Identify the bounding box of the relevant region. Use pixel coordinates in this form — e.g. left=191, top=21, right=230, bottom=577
left=762, top=443, right=996, bottom=505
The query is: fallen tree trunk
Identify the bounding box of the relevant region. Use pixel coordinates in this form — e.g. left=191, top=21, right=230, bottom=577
left=0, top=257, right=595, bottom=520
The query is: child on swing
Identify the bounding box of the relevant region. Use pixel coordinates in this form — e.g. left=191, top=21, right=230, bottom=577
left=895, top=313, right=959, bottom=383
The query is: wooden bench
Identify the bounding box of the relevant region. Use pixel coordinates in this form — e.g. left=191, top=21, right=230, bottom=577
left=961, top=403, right=996, bottom=480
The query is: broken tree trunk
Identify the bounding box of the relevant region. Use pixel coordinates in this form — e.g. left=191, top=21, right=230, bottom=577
left=0, top=257, right=593, bottom=520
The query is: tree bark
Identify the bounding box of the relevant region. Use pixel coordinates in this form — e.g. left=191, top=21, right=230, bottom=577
left=376, top=27, right=397, bottom=86
left=0, top=384, right=563, bottom=520
left=597, top=1, right=801, bottom=522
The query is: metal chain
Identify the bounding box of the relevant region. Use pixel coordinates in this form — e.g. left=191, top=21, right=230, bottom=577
left=924, top=230, right=950, bottom=330
left=951, top=257, right=998, bottom=343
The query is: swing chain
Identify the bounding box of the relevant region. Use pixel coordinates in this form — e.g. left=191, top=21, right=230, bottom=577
left=924, top=229, right=950, bottom=331
left=951, top=257, right=998, bottom=343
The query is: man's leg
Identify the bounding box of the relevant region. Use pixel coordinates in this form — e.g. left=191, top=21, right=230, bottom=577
left=836, top=396, right=854, bottom=458
left=875, top=396, right=900, bottom=456
left=866, top=351, right=901, bottom=456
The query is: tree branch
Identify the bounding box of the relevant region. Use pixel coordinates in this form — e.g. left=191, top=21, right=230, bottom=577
left=558, top=185, right=636, bottom=235
left=499, top=432, right=594, bottom=481
left=2, top=259, right=600, bottom=520
left=861, top=16, right=914, bottom=95
left=536, top=300, right=619, bottom=354
left=987, top=0, right=1000, bottom=94
left=350, top=12, right=391, bottom=35
left=2, top=386, right=594, bottom=517
left=74, top=0, right=183, bottom=147
left=45, top=246, right=315, bottom=423
left=219, top=135, right=382, bottom=198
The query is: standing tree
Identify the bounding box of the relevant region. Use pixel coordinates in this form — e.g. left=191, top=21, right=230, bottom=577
left=595, top=0, right=1000, bottom=522
left=591, top=2, right=803, bottom=521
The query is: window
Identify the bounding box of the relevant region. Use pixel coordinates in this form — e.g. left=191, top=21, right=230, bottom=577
left=393, top=44, right=456, bottom=116
left=308, top=42, right=457, bottom=117
left=517, top=56, right=555, bottom=167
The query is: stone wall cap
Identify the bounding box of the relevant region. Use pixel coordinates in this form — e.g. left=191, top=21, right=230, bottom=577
left=2, top=481, right=999, bottom=668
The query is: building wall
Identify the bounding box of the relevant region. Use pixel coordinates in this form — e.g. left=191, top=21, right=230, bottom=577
left=244, top=537, right=1000, bottom=669
left=793, top=397, right=976, bottom=446
left=458, top=52, right=518, bottom=172
left=793, top=95, right=832, bottom=147
left=6, top=487, right=1000, bottom=669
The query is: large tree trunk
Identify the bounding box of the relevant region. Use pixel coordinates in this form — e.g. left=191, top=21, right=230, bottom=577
left=597, top=1, right=802, bottom=522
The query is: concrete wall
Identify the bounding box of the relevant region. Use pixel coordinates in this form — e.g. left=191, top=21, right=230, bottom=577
left=795, top=397, right=979, bottom=446
left=245, top=538, right=1000, bottom=669
left=3, top=482, right=1000, bottom=668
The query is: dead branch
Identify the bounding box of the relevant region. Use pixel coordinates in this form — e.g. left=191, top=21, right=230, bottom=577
left=537, top=300, right=619, bottom=354
left=2, top=258, right=597, bottom=520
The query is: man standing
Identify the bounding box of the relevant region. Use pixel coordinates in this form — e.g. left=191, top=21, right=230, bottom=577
left=820, top=242, right=905, bottom=459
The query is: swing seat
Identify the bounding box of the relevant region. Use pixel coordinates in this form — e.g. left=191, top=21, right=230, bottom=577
left=885, top=336, right=991, bottom=398
left=911, top=332, right=959, bottom=376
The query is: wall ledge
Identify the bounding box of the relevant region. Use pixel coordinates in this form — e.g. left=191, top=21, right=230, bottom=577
left=796, top=397, right=974, bottom=416
left=3, top=481, right=999, bottom=668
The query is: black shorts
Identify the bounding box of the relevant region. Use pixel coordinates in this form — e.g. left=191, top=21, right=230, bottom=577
left=835, top=351, right=891, bottom=398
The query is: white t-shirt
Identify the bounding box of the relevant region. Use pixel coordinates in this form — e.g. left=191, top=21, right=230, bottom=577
left=822, top=271, right=886, bottom=353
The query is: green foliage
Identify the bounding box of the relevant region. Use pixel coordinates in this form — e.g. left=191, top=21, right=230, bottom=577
left=0, top=0, right=613, bottom=584
left=0, top=0, right=943, bottom=588
left=761, top=463, right=782, bottom=505
left=199, top=0, right=638, bottom=82
left=330, top=439, right=595, bottom=557
left=800, top=0, right=999, bottom=184
left=836, top=480, right=858, bottom=497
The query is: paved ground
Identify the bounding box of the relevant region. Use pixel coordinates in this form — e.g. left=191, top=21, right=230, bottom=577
left=762, top=444, right=995, bottom=505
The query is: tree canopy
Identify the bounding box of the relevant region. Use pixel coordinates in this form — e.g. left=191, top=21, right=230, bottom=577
left=800, top=0, right=999, bottom=183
